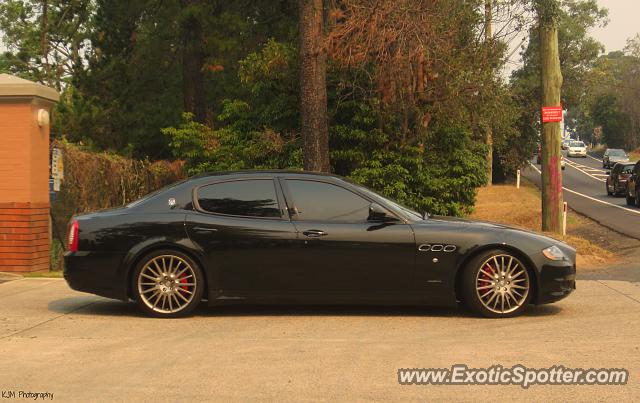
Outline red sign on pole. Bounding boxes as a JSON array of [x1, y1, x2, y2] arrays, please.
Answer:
[[541, 106, 563, 123]]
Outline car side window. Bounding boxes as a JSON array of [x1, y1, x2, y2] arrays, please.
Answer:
[[197, 179, 281, 218], [286, 179, 371, 222]]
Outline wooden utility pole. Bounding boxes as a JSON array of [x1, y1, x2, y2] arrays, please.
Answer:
[[537, 0, 564, 233], [484, 0, 493, 185], [299, 0, 330, 172]]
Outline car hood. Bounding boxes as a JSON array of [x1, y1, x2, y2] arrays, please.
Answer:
[[417, 215, 568, 247]]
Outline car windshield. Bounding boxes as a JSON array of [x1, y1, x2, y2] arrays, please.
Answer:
[[348, 181, 424, 220], [571, 141, 585, 147], [608, 149, 626, 157]]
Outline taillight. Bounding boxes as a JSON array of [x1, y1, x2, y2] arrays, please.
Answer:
[[67, 220, 79, 252]]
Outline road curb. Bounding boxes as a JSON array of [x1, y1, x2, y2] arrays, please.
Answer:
[[0, 272, 23, 284]]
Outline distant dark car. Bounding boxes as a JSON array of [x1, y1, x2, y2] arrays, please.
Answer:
[[626, 162, 640, 206], [64, 171, 576, 319], [603, 148, 629, 168], [606, 162, 635, 196]]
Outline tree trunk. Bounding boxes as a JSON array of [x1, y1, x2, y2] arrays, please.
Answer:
[[484, 0, 493, 186], [299, 0, 330, 172], [40, 0, 50, 86], [538, 1, 564, 233], [180, 0, 207, 124]]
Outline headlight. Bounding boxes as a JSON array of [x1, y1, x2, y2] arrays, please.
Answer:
[[542, 245, 567, 261]]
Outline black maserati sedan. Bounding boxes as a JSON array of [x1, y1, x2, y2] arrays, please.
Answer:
[[64, 171, 576, 318]]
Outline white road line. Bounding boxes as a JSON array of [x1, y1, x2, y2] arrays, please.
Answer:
[[566, 162, 606, 182], [528, 163, 640, 216], [587, 154, 603, 163]]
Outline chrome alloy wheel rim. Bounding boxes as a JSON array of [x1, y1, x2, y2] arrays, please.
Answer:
[[475, 254, 529, 314], [138, 255, 196, 314]]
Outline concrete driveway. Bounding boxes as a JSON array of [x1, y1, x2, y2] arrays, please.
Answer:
[[1, 278, 639, 402]]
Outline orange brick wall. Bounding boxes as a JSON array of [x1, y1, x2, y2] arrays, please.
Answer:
[[0, 98, 53, 272], [0, 100, 51, 204], [0, 202, 50, 272]]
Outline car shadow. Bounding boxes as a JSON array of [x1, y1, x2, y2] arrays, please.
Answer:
[[48, 297, 563, 319]]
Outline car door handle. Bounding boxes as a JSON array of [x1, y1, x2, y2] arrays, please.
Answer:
[[303, 229, 327, 238], [192, 226, 219, 233]]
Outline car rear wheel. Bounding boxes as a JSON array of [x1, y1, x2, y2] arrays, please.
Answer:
[[461, 250, 532, 318], [132, 250, 204, 318], [606, 179, 613, 196], [626, 185, 635, 206]]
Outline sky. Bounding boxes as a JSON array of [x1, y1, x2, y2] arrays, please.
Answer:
[[589, 0, 639, 53]]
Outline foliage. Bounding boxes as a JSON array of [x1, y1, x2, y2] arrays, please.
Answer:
[[511, 0, 608, 134], [349, 126, 488, 216], [50, 139, 184, 238], [590, 93, 630, 148], [5, 0, 612, 218]]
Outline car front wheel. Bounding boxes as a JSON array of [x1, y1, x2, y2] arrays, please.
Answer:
[[132, 250, 204, 318], [461, 250, 532, 318]]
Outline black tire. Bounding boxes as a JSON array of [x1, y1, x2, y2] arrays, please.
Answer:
[[606, 180, 613, 196], [461, 249, 532, 318], [636, 191, 640, 208], [626, 185, 635, 206], [131, 249, 204, 318]]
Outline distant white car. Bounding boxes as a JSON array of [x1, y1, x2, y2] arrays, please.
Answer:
[[567, 141, 587, 158]]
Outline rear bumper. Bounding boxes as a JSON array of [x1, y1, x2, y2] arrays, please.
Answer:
[[614, 180, 628, 193], [535, 263, 576, 304], [64, 251, 128, 300]]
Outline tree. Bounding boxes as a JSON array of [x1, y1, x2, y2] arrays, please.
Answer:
[[484, 0, 493, 185], [180, 0, 207, 124], [537, 0, 563, 234], [591, 93, 630, 148], [0, 0, 94, 89], [299, 0, 330, 172]]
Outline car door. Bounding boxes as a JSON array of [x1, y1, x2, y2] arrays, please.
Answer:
[[280, 177, 416, 297], [185, 177, 299, 296]]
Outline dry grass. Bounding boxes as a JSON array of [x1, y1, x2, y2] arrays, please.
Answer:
[[470, 181, 616, 268]]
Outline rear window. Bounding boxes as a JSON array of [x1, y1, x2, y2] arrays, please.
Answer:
[[622, 165, 634, 174], [196, 179, 281, 218], [608, 149, 626, 156]]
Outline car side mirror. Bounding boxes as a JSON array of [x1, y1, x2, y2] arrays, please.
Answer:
[[368, 203, 397, 222]]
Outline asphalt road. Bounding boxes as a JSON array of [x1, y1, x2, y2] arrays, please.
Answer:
[[1, 278, 639, 401], [523, 152, 640, 240]]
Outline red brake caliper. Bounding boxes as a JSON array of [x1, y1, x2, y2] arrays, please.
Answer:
[[479, 264, 494, 297], [179, 275, 189, 293]]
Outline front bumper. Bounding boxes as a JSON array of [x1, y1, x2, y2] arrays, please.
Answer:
[[64, 251, 128, 300], [536, 263, 576, 304]]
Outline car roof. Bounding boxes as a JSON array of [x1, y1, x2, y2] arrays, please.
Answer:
[[191, 170, 345, 181]]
